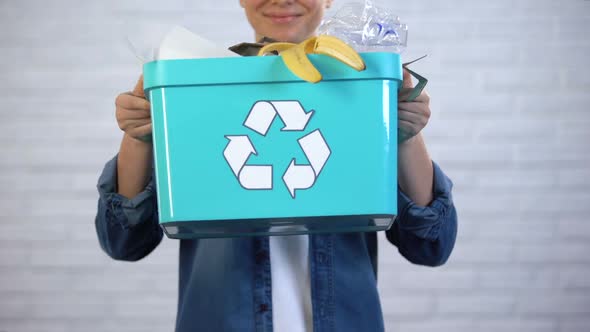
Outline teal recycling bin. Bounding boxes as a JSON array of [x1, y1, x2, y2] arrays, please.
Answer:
[[143, 52, 403, 239]]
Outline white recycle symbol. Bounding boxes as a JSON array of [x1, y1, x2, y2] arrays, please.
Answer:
[[223, 100, 331, 198]]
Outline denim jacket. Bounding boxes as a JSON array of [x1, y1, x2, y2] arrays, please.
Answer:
[[95, 155, 457, 332]]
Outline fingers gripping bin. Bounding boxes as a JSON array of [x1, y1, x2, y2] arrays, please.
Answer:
[[143, 52, 403, 239]]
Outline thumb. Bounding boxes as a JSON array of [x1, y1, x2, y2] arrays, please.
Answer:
[[402, 68, 414, 89], [131, 75, 145, 98]]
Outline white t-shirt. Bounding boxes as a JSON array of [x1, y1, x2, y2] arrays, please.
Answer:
[[269, 234, 313, 332]]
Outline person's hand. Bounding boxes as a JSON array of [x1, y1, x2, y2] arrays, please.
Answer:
[[115, 75, 152, 142], [398, 69, 431, 143]]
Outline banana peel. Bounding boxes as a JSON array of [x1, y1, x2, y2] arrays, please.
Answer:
[[281, 42, 323, 83], [258, 42, 296, 55], [258, 35, 366, 83]]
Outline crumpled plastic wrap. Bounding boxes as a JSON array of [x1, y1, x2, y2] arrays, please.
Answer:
[[318, 0, 408, 53]]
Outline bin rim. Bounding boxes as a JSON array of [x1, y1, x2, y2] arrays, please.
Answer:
[[142, 52, 403, 92]]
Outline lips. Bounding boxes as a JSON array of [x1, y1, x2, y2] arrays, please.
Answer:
[[265, 13, 301, 24]]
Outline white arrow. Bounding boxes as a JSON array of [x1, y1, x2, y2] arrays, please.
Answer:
[[239, 165, 273, 189], [298, 129, 331, 176], [282, 159, 316, 198], [272, 101, 314, 131], [223, 135, 257, 176], [244, 101, 277, 136]]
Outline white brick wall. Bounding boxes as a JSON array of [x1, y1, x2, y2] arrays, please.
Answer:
[[0, 0, 588, 331]]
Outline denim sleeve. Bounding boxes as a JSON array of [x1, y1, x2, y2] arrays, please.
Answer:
[[94, 155, 163, 261], [386, 161, 458, 267]]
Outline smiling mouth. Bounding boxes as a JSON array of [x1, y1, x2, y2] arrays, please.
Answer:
[[265, 14, 301, 24]]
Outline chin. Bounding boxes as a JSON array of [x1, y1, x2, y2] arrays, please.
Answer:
[[260, 28, 307, 43], [272, 32, 308, 43]]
